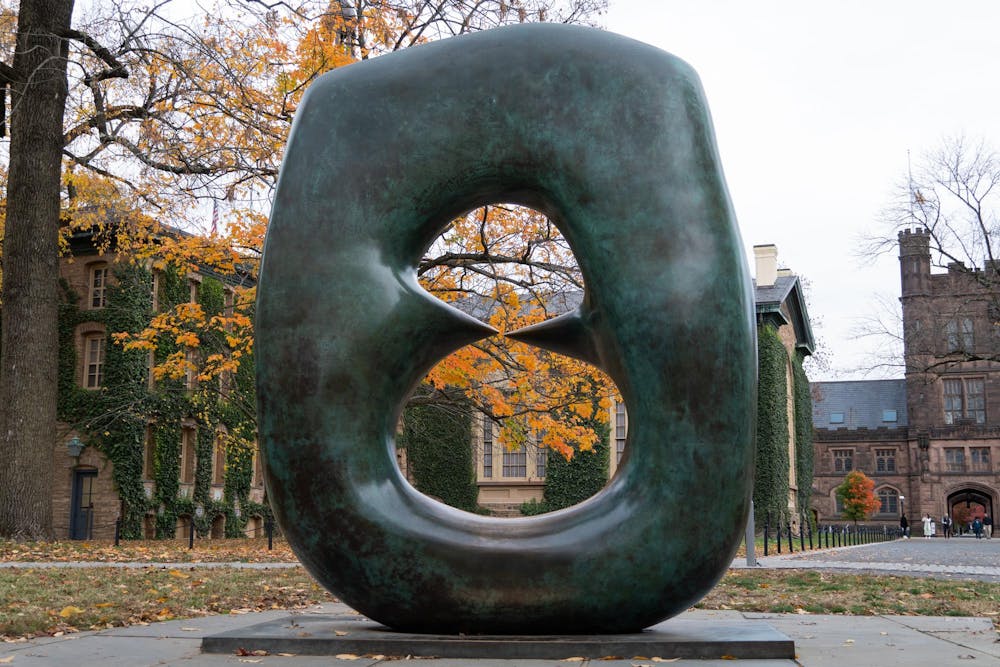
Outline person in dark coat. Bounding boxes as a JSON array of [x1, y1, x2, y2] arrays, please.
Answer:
[[900, 515, 909, 538], [984, 514, 993, 540], [972, 517, 984, 539]]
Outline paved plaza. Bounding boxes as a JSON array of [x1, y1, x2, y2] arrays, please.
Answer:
[[2, 538, 998, 666], [738, 534, 1000, 582]]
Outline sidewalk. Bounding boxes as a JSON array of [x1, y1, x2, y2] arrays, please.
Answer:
[[2, 601, 998, 666]]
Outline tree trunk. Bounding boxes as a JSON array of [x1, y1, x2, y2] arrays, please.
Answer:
[[0, 0, 76, 539]]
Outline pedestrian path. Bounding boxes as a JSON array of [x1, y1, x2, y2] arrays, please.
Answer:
[[734, 537, 1000, 581]]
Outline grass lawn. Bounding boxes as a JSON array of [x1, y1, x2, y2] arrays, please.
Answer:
[[0, 538, 298, 564], [2, 563, 998, 642]]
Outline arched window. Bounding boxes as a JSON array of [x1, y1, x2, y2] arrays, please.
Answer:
[[877, 487, 899, 515]]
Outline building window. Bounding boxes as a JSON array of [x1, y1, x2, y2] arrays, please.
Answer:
[[502, 446, 526, 478], [946, 317, 974, 352], [834, 494, 845, 514], [833, 449, 853, 473], [614, 400, 627, 465], [151, 270, 160, 313], [830, 412, 845, 424], [943, 377, 986, 424], [482, 418, 493, 478], [944, 447, 965, 473], [89, 263, 109, 309], [83, 335, 105, 389], [882, 410, 897, 423], [971, 447, 991, 472], [212, 434, 226, 485], [180, 428, 196, 484], [877, 488, 899, 515], [143, 425, 155, 480], [875, 449, 896, 473], [535, 448, 547, 478]]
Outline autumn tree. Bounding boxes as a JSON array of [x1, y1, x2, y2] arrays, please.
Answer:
[[834, 470, 880, 524], [0, 0, 609, 537]]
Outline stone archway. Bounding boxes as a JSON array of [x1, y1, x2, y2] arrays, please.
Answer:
[[946, 486, 995, 535]]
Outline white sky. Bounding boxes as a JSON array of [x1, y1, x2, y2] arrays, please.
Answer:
[[605, 0, 1000, 380]]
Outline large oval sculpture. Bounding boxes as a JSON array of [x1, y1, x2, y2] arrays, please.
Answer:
[[257, 23, 756, 635]]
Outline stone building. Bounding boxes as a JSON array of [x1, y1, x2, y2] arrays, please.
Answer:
[[813, 228, 998, 531], [50, 229, 264, 540]]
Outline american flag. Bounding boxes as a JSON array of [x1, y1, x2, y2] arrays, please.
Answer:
[[211, 200, 219, 236]]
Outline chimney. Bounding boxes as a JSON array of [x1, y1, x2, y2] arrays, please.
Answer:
[[754, 244, 778, 287]]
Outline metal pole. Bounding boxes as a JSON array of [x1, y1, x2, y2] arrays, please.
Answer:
[[745, 499, 757, 566], [189, 517, 195, 549]]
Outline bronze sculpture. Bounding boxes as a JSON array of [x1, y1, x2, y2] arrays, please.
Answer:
[[256, 23, 756, 634]]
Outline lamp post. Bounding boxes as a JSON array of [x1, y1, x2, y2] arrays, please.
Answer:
[[67, 436, 84, 459], [899, 495, 906, 537]]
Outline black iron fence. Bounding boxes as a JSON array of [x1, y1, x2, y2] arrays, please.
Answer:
[[761, 511, 905, 557]]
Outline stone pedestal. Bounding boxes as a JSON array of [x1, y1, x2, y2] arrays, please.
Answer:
[[202, 613, 795, 660]]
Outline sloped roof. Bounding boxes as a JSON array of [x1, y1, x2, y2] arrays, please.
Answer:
[[754, 274, 816, 355], [812, 379, 908, 430]]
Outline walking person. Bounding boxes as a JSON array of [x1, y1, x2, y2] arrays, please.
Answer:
[[984, 514, 993, 540], [922, 514, 933, 538], [942, 513, 952, 539], [972, 516, 984, 539], [900, 514, 909, 539]]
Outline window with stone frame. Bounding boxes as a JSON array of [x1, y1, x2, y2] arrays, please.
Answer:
[[971, 447, 991, 472], [614, 400, 627, 464], [943, 377, 985, 424], [834, 494, 845, 514], [83, 334, 105, 389], [142, 424, 155, 479], [212, 433, 226, 485], [502, 445, 527, 478], [89, 263, 109, 309], [535, 447, 547, 478], [944, 447, 965, 473], [832, 448, 853, 473], [945, 317, 974, 352], [877, 487, 899, 515], [482, 418, 493, 478], [875, 448, 896, 473], [180, 427, 196, 484]]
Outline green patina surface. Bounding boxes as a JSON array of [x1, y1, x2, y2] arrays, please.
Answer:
[[257, 23, 756, 634]]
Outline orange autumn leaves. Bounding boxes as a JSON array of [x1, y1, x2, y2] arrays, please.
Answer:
[[835, 471, 881, 522], [419, 204, 614, 459]]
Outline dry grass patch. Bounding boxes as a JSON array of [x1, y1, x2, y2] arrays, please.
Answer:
[[0, 538, 298, 563], [699, 570, 1000, 626], [0, 566, 332, 641]]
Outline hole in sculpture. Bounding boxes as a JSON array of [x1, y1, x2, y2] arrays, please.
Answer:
[[398, 203, 626, 517]]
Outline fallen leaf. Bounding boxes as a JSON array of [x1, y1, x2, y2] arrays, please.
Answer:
[[168, 569, 189, 579], [59, 606, 84, 618], [563, 658, 585, 662], [94, 602, 114, 608], [919, 593, 934, 599], [652, 659, 680, 663], [334, 654, 360, 660], [180, 627, 201, 632], [0, 656, 14, 663], [334, 630, 349, 636]]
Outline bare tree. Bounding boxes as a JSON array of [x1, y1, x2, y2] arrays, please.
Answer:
[[859, 136, 1000, 378]]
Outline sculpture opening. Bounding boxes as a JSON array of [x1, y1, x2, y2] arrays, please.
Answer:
[[398, 202, 626, 516]]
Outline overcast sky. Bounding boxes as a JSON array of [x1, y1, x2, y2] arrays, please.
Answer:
[[604, 0, 1000, 380]]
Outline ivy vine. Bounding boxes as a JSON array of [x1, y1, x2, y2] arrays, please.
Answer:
[[754, 323, 790, 528]]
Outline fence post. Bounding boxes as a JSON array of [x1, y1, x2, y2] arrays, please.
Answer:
[[799, 515, 806, 552], [787, 519, 794, 553], [764, 512, 770, 557], [266, 517, 274, 551]]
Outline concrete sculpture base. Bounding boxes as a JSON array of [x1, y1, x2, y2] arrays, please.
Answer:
[[202, 613, 795, 660]]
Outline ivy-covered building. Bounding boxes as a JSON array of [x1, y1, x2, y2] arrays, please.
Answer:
[[52, 229, 264, 540], [751, 244, 816, 529]]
